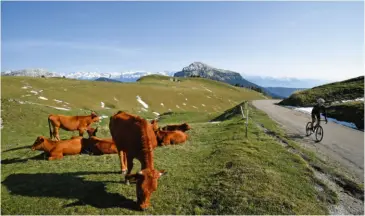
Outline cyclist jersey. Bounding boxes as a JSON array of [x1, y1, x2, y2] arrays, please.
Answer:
[[312, 104, 327, 117]]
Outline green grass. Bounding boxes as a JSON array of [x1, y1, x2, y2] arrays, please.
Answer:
[[327, 101, 364, 129], [1, 76, 334, 214], [279, 76, 364, 107]]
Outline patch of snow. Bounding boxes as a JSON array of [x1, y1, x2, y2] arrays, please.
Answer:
[[160, 103, 164, 107], [39, 90, 43, 93], [332, 97, 365, 104], [178, 93, 183, 95], [30, 90, 38, 95], [326, 116, 358, 129], [210, 121, 221, 124], [114, 97, 119, 101], [201, 104, 206, 107], [168, 109, 172, 111], [54, 99, 63, 103], [207, 96, 211, 99], [203, 87, 213, 93], [136, 95, 149, 109], [38, 96, 48, 100], [185, 98, 188, 101], [294, 107, 313, 114], [21, 86, 31, 89], [192, 106, 198, 109], [183, 103, 187, 106], [141, 108, 148, 112], [21, 94, 31, 97], [100, 115, 108, 119], [101, 102, 105, 108], [49, 106, 71, 111], [153, 112, 160, 116], [64, 102, 70, 105], [176, 105, 180, 109]]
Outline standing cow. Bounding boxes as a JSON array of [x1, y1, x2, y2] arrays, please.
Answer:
[[48, 111, 100, 141], [109, 111, 166, 210]]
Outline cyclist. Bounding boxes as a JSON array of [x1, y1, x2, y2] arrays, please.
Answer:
[[311, 98, 328, 131]]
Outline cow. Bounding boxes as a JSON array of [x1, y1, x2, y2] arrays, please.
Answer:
[[109, 111, 166, 210], [85, 127, 128, 173], [161, 122, 191, 132], [48, 111, 100, 141], [150, 120, 189, 146], [31, 136, 85, 160], [155, 129, 188, 146]]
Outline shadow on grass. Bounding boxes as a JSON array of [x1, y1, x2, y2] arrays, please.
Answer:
[[2, 145, 33, 153], [1, 152, 48, 164], [1, 171, 139, 211]]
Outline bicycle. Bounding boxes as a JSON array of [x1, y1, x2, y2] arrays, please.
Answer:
[[305, 120, 326, 142]]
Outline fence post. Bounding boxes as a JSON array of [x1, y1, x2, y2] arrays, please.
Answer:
[[245, 102, 248, 138]]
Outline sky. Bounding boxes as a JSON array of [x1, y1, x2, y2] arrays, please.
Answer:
[[1, 1, 364, 81]]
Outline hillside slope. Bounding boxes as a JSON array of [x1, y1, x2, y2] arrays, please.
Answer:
[[279, 76, 364, 107], [1, 75, 265, 119]]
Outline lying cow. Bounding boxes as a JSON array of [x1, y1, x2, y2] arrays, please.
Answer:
[[48, 111, 100, 141], [109, 111, 166, 210], [85, 127, 127, 173], [31, 136, 84, 160], [161, 122, 191, 132], [155, 129, 188, 146], [150, 120, 188, 146]]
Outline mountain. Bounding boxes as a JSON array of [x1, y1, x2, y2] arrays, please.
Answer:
[[1, 69, 175, 82], [174, 62, 258, 87], [173, 62, 283, 98], [1, 69, 60, 77], [244, 75, 331, 88], [266, 87, 307, 98], [94, 77, 122, 83]]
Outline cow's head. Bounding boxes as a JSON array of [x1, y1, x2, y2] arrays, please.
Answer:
[[87, 127, 98, 137], [150, 120, 159, 132], [182, 123, 191, 131], [126, 169, 167, 210], [90, 111, 100, 122], [31, 136, 47, 151]]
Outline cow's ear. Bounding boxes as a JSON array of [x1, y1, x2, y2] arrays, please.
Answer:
[[159, 169, 167, 177], [94, 127, 98, 133], [38, 136, 44, 142]]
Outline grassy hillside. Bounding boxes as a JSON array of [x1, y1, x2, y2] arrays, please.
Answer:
[[327, 101, 364, 129], [1, 75, 264, 117], [1, 76, 336, 214], [279, 76, 364, 107]]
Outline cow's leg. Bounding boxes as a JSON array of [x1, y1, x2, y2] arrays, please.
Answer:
[[125, 155, 134, 185], [48, 153, 63, 160], [119, 150, 127, 174], [53, 127, 61, 141], [78, 128, 85, 137]]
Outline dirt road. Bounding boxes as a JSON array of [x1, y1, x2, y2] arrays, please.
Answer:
[[252, 100, 364, 183]]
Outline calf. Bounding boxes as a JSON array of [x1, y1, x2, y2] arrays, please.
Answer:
[[48, 111, 100, 141], [31, 136, 84, 160], [161, 122, 191, 132], [109, 111, 166, 210]]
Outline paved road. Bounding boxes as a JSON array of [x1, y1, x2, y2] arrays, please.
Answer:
[[252, 100, 364, 182]]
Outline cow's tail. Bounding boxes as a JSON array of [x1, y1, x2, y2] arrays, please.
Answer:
[[48, 115, 53, 139]]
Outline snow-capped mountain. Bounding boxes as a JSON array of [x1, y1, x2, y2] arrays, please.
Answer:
[[1, 69, 176, 82], [243, 75, 331, 88], [1, 68, 59, 77]]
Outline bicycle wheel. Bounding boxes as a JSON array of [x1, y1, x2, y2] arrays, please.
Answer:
[[315, 125, 324, 142], [306, 122, 313, 136]]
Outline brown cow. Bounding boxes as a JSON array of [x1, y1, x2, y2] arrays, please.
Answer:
[[85, 127, 128, 173], [48, 111, 100, 141], [155, 129, 188, 146], [31, 136, 84, 160], [109, 111, 166, 210], [161, 122, 191, 132]]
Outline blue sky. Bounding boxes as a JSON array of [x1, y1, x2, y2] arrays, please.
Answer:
[[1, 1, 363, 80]]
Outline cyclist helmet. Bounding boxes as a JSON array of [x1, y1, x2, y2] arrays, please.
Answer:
[[317, 98, 325, 105]]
